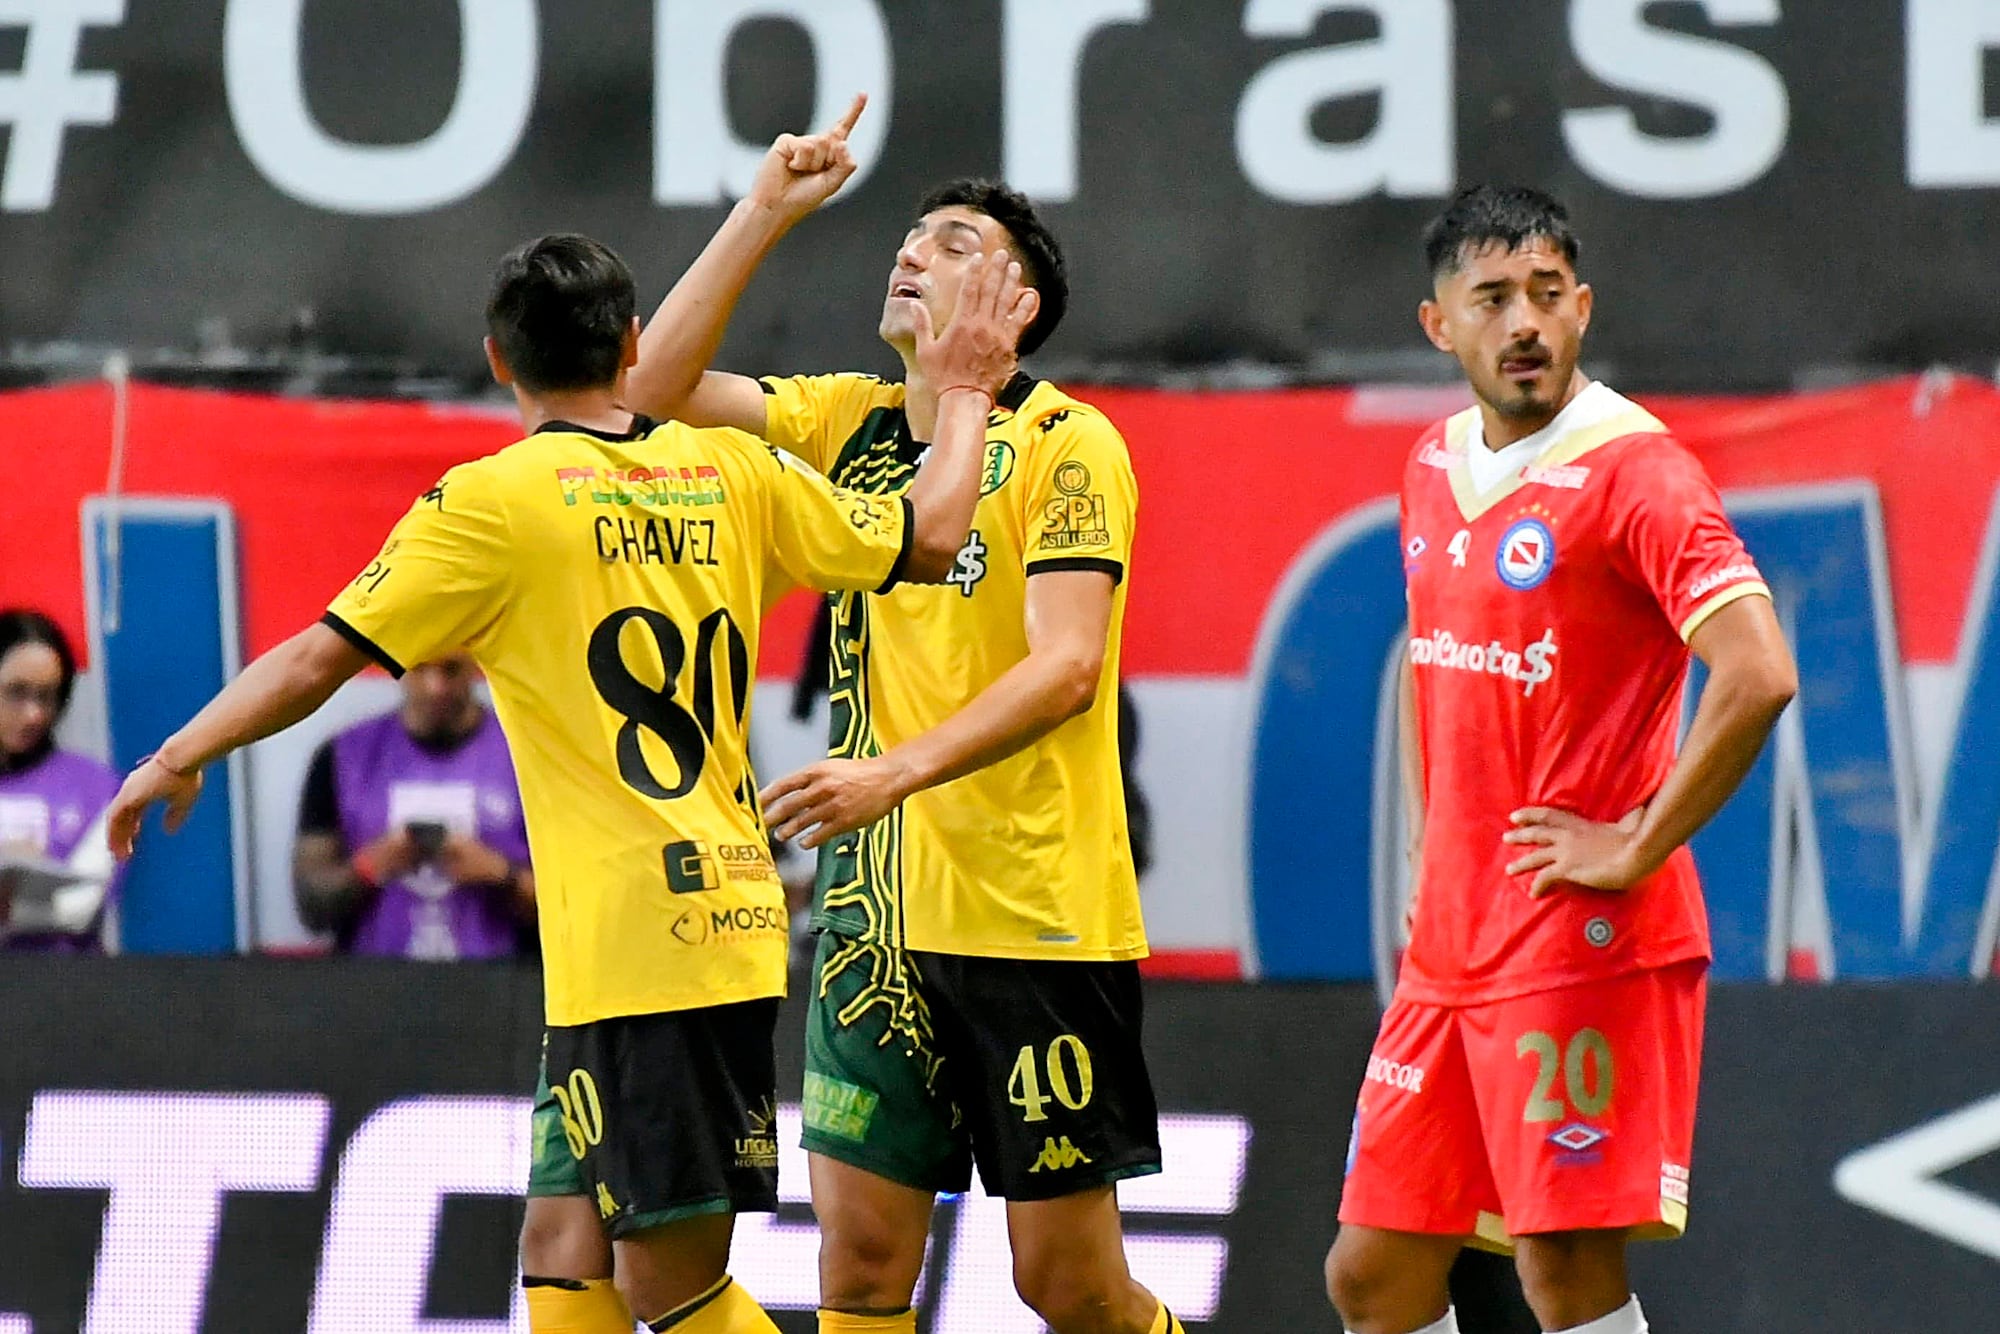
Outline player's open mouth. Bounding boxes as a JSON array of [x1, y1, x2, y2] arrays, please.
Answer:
[[889, 280, 923, 300]]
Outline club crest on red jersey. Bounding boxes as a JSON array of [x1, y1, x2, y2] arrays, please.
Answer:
[[1496, 517, 1556, 590]]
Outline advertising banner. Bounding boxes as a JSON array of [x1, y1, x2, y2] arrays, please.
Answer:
[[6, 374, 2000, 976], [2, 3, 1999, 387], [1, 959, 1996, 1332]]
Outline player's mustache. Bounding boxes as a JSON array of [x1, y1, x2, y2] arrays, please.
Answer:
[[1499, 342, 1551, 368]]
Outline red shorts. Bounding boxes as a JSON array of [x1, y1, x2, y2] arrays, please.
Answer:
[[1337, 961, 1705, 1247]]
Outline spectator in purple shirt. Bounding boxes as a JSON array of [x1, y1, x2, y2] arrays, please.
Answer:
[[292, 652, 534, 959], [0, 609, 122, 952]]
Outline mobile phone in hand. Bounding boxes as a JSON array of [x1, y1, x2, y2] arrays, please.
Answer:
[[406, 821, 447, 860]]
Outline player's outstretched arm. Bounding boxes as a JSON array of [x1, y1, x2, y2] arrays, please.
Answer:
[[626, 95, 866, 433], [105, 623, 370, 858], [763, 568, 1113, 849], [1503, 594, 1796, 896]]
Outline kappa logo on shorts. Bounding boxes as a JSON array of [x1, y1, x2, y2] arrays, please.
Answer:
[[1029, 1135, 1095, 1174], [594, 1181, 620, 1220]]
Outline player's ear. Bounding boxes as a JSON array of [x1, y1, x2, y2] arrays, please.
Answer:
[[1013, 288, 1041, 347], [1418, 299, 1453, 354], [620, 317, 641, 371], [1574, 282, 1594, 337], [483, 336, 514, 389]]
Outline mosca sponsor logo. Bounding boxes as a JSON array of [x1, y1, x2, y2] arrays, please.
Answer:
[[1688, 562, 1761, 601], [1408, 627, 1558, 697], [710, 905, 786, 935], [669, 904, 788, 945]]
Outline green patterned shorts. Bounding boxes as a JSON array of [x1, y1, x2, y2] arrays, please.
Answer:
[[801, 932, 1161, 1201], [526, 1049, 586, 1198]]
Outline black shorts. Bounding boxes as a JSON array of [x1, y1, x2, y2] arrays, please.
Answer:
[[802, 934, 1162, 1201], [541, 999, 780, 1238]]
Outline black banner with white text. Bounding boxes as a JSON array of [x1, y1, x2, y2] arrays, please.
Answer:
[[3, 2, 2000, 388], [0, 958, 1996, 1331]]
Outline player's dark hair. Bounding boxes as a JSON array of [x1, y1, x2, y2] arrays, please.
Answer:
[[916, 178, 1068, 356], [1422, 185, 1580, 279], [486, 234, 637, 393], [0, 608, 77, 714]]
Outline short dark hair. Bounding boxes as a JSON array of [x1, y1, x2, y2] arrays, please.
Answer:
[[916, 179, 1068, 356], [485, 234, 637, 393], [0, 608, 78, 714], [1422, 185, 1580, 280]]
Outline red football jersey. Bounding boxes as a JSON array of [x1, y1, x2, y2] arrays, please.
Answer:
[[1398, 383, 1768, 1006]]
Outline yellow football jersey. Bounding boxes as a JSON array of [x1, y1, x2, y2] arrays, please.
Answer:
[[759, 372, 1146, 962], [324, 416, 912, 1025]]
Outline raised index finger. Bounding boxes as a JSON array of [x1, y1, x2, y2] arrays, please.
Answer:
[[828, 93, 867, 141]]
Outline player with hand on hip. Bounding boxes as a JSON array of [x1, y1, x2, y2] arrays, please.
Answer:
[[1327, 186, 1798, 1334]]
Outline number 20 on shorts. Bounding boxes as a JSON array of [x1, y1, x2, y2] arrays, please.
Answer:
[[1008, 1035, 1095, 1124], [549, 1069, 606, 1159], [1515, 1027, 1614, 1123]]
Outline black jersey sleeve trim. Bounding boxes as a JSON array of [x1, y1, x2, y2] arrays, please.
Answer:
[[878, 497, 918, 593], [1025, 556, 1125, 586], [319, 612, 405, 678]]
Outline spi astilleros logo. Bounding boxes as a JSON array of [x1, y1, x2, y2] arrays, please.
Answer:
[[1497, 517, 1556, 590]]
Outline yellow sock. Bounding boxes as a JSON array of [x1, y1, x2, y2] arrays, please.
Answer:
[[1147, 1301, 1186, 1334], [647, 1275, 782, 1333], [816, 1309, 917, 1332], [523, 1276, 632, 1333]]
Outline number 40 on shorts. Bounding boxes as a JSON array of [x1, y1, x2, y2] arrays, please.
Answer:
[[1008, 1034, 1096, 1123]]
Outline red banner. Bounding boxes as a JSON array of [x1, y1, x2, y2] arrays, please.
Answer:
[[7, 376, 1997, 672]]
